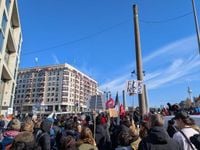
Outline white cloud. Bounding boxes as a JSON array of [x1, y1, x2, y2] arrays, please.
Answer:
[[100, 35, 200, 94]]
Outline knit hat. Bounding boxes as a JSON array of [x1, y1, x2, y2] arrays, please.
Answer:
[[9, 119, 21, 131], [173, 111, 189, 120]]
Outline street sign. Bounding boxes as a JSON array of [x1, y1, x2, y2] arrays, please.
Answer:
[[127, 80, 143, 95]]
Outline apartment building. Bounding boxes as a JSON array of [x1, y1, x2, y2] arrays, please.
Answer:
[[14, 64, 98, 115], [89, 90, 105, 111], [0, 0, 22, 115]]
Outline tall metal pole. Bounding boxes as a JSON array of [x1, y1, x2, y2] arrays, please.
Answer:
[[133, 5, 146, 116], [191, 0, 200, 54], [122, 90, 126, 110]]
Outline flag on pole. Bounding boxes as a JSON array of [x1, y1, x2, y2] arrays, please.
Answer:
[[114, 92, 120, 111], [106, 98, 115, 109]]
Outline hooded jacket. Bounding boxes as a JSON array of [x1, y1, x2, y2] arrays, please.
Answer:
[[36, 119, 52, 150], [138, 126, 181, 150]]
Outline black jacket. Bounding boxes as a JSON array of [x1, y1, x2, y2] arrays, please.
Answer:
[[138, 126, 181, 150], [95, 124, 111, 150]]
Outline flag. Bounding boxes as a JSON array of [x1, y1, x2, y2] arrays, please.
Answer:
[[119, 104, 125, 117], [114, 92, 120, 111], [106, 98, 115, 109], [115, 92, 119, 106]]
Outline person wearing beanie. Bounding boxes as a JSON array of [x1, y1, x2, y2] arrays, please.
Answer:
[[138, 114, 181, 150], [0, 119, 21, 150], [173, 111, 199, 150]]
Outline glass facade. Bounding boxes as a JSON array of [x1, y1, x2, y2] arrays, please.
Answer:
[[1, 11, 7, 33], [0, 31, 4, 52]]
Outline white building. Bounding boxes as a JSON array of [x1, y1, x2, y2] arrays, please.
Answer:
[[0, 0, 22, 115], [14, 64, 98, 115]]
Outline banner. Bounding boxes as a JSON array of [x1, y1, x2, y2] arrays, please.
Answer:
[[127, 80, 143, 95], [108, 108, 118, 118]]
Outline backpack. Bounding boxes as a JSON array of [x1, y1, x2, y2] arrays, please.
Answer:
[[190, 134, 200, 150]]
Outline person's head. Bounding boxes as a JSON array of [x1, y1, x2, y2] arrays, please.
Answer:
[[173, 111, 195, 129], [21, 119, 34, 132], [8, 119, 21, 131], [96, 115, 101, 125], [149, 114, 164, 128], [40, 119, 53, 133], [122, 115, 132, 128], [60, 135, 76, 150], [117, 131, 133, 146], [79, 127, 95, 145]]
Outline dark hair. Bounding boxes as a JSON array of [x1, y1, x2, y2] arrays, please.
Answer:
[[182, 117, 195, 126], [150, 114, 164, 127], [60, 136, 76, 150], [117, 131, 133, 146]]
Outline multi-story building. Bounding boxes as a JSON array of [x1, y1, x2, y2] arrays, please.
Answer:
[[14, 64, 98, 115], [89, 90, 105, 111], [0, 0, 22, 115]]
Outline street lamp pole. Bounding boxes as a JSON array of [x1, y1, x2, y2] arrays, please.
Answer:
[[133, 5, 146, 116]]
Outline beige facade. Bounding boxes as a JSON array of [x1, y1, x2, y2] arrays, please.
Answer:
[[14, 64, 98, 115], [0, 0, 22, 115]]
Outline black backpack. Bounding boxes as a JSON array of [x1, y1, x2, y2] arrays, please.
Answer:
[[190, 134, 200, 150]]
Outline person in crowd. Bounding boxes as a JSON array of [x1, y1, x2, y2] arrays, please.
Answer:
[[10, 119, 39, 150], [0, 118, 21, 150], [129, 123, 141, 150], [35, 119, 52, 150], [60, 135, 76, 150], [139, 121, 149, 139], [173, 111, 199, 150], [167, 119, 177, 138], [138, 114, 181, 150], [76, 127, 97, 150], [95, 115, 111, 150], [115, 131, 133, 150], [62, 119, 80, 140]]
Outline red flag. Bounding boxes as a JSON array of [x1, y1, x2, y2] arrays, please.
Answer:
[[106, 98, 115, 109], [119, 104, 125, 117]]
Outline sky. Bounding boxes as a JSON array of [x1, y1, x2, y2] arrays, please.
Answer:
[[18, 0, 200, 108]]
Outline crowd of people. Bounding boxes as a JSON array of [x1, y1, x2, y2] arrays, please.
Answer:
[[0, 110, 199, 150]]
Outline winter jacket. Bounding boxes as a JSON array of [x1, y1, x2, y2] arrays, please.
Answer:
[[36, 119, 52, 150], [95, 124, 111, 150], [10, 131, 39, 150], [138, 126, 181, 150], [0, 130, 20, 150]]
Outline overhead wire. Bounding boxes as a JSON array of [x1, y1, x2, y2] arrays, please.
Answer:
[[21, 11, 192, 56], [21, 19, 130, 56], [140, 11, 192, 24]]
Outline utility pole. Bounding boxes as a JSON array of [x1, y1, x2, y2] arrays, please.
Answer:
[[122, 90, 126, 110], [133, 5, 146, 116], [191, 0, 200, 54]]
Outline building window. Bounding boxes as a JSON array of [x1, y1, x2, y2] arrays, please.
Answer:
[[1, 11, 7, 33]]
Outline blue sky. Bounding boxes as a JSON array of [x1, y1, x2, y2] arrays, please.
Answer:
[[18, 0, 200, 107]]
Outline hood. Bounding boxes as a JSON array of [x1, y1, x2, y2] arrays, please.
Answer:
[[148, 126, 169, 144], [14, 131, 34, 143], [41, 119, 52, 133]]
